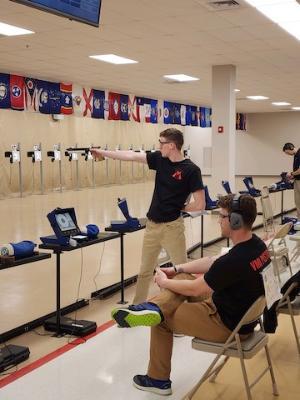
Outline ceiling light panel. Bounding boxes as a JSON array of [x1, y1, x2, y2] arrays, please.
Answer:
[[163, 74, 199, 82], [89, 54, 138, 64], [0, 22, 34, 36]]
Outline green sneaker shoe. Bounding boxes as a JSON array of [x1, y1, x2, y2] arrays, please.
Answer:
[[111, 302, 163, 328]]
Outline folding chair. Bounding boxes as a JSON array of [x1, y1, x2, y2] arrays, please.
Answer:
[[184, 297, 278, 400], [260, 186, 275, 235], [267, 223, 293, 284], [277, 282, 300, 354], [289, 234, 300, 264]]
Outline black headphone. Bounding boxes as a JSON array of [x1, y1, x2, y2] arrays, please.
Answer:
[[229, 194, 244, 230]]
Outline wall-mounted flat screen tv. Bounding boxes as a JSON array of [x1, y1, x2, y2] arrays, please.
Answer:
[[12, 0, 102, 27]]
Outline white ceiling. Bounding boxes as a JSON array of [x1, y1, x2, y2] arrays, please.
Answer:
[[1, 0, 300, 113]]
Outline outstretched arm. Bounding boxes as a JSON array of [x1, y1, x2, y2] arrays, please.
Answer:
[[90, 148, 147, 163]]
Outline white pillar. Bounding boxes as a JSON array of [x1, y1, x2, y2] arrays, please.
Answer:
[[211, 65, 236, 192]]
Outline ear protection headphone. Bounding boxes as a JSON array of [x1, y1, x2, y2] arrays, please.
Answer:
[[229, 194, 244, 230]]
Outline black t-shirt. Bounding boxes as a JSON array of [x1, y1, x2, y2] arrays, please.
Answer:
[[204, 234, 270, 334], [293, 149, 300, 180], [146, 151, 204, 222]]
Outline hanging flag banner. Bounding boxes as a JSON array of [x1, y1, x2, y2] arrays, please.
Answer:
[[0, 73, 11, 109], [108, 92, 121, 120], [60, 83, 73, 115], [173, 103, 181, 125], [163, 101, 175, 124], [91, 89, 105, 119], [24, 77, 37, 112], [83, 87, 93, 117], [36, 80, 51, 114], [49, 82, 61, 114], [128, 94, 140, 122], [205, 107, 211, 127], [190, 105, 198, 126], [10, 75, 25, 111], [120, 94, 129, 121], [72, 84, 84, 116]]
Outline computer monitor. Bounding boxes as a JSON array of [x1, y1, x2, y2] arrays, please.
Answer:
[[55, 212, 77, 232], [12, 0, 102, 27]]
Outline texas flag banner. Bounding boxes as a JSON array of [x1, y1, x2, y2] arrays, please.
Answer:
[[120, 94, 129, 121], [83, 87, 93, 117], [60, 83, 73, 115], [108, 92, 121, 120], [10, 75, 25, 111], [36, 80, 51, 114], [137, 97, 151, 122], [24, 77, 37, 112], [0, 73, 11, 109], [91, 89, 105, 119], [190, 106, 198, 126], [48, 82, 61, 114], [128, 94, 140, 122]]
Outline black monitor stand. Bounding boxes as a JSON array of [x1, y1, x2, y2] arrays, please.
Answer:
[[39, 233, 120, 337]]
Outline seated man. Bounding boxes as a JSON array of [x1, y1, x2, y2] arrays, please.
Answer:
[[111, 194, 270, 396]]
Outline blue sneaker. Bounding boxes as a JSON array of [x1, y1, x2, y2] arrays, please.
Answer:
[[133, 374, 172, 396], [111, 302, 163, 328]]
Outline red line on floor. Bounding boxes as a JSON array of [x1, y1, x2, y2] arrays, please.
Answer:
[[0, 319, 115, 388]]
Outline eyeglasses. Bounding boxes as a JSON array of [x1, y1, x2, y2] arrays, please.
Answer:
[[159, 139, 172, 145], [218, 213, 229, 219]]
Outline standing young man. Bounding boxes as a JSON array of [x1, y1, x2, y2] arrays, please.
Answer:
[[91, 128, 205, 304], [283, 142, 300, 219], [111, 194, 270, 396]]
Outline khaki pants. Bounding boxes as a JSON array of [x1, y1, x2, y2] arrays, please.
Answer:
[[147, 273, 232, 380], [294, 180, 300, 219], [133, 217, 187, 304]]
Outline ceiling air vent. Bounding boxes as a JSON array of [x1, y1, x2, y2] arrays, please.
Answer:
[[205, 0, 241, 11]]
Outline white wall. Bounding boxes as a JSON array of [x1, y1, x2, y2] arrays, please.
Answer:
[[183, 125, 212, 174], [236, 112, 299, 176]]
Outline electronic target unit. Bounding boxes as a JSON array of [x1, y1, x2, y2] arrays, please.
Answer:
[[40, 207, 87, 246]]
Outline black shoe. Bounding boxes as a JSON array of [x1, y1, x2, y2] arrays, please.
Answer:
[[133, 374, 172, 396]]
